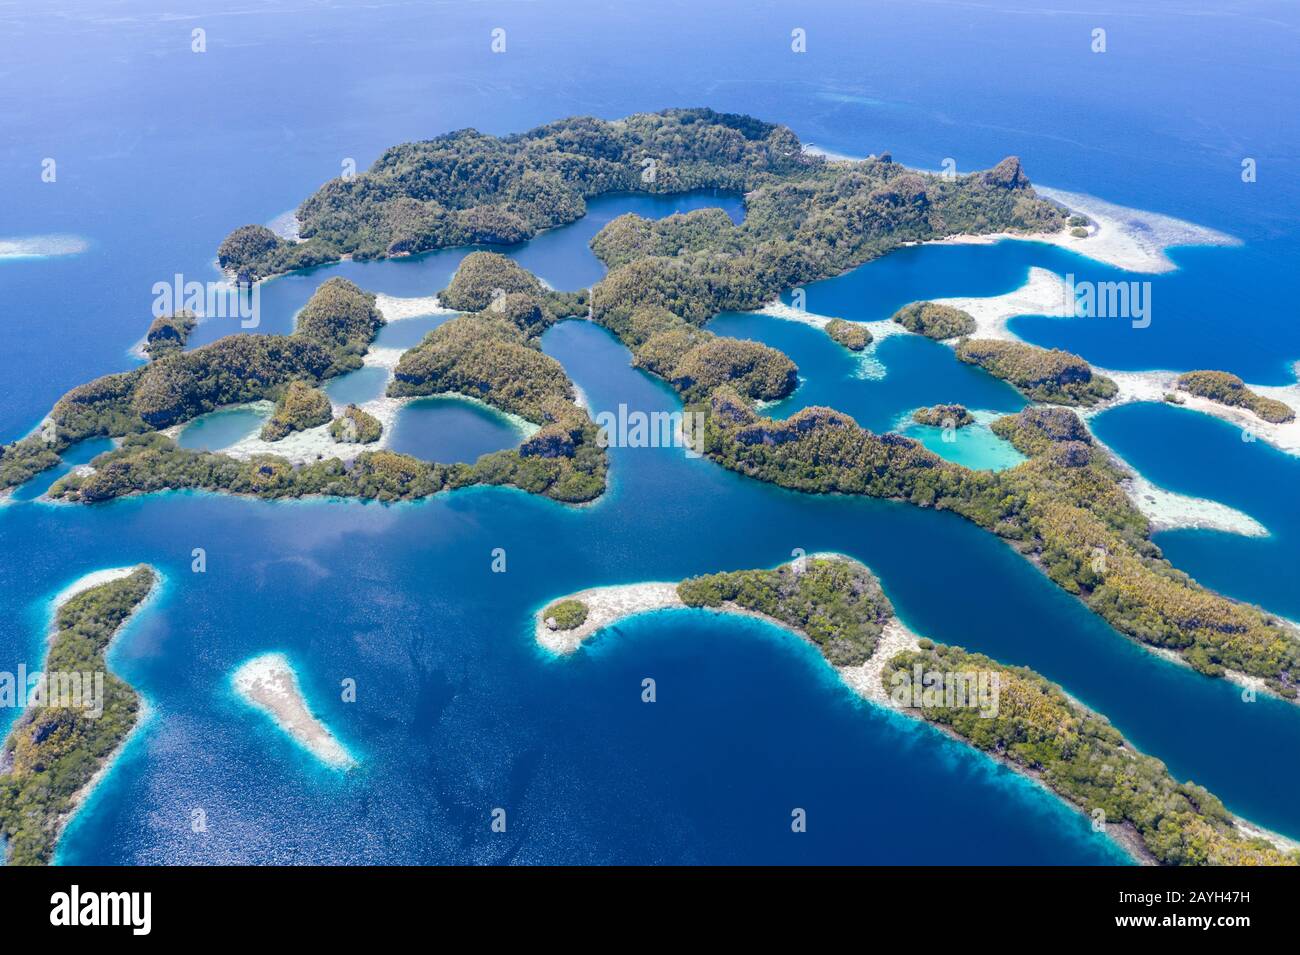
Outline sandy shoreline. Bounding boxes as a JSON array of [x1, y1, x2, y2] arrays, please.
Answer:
[[1089, 367, 1300, 457], [51, 565, 140, 612], [532, 559, 1300, 864], [919, 186, 1237, 274], [47, 566, 162, 853], [232, 652, 356, 770], [931, 267, 1071, 340], [804, 145, 1236, 274], [754, 270, 1267, 538], [165, 292, 537, 467], [752, 301, 906, 380], [531, 558, 1174, 863], [373, 293, 456, 323]]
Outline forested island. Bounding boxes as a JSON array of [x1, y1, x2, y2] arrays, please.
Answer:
[[6, 107, 1291, 700], [912, 404, 974, 428], [261, 381, 332, 441], [884, 641, 1295, 865], [1175, 370, 1295, 424], [956, 339, 1118, 406], [677, 557, 892, 666], [697, 389, 1299, 695], [2, 108, 1058, 501], [824, 318, 872, 351], [891, 301, 976, 340], [0, 566, 156, 865], [2, 266, 607, 505], [541, 555, 1295, 866], [141, 311, 197, 360], [217, 108, 1060, 286]]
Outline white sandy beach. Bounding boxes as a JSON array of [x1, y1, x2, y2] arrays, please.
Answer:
[[923, 187, 1237, 274], [931, 266, 1071, 340], [755, 270, 1268, 537], [51, 565, 139, 610], [752, 301, 906, 380], [232, 653, 356, 770], [189, 291, 531, 466], [533, 560, 925, 711], [533, 559, 1298, 862], [1120, 469, 1266, 537], [803, 145, 1238, 273], [1089, 367, 1300, 457], [372, 293, 456, 323]]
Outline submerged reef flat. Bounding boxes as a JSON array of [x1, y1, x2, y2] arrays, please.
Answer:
[[232, 653, 356, 770]]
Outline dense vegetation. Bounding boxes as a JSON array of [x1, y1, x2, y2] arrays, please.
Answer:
[[217, 224, 340, 286], [217, 109, 823, 281], [0, 278, 386, 493], [47, 428, 606, 506], [0, 566, 155, 865], [884, 642, 1297, 865], [542, 599, 589, 631], [142, 311, 197, 359], [1176, 370, 1295, 424], [0, 434, 61, 492], [588, 156, 1063, 333], [825, 318, 872, 351], [595, 303, 798, 404], [391, 314, 575, 421], [329, 404, 382, 444], [956, 339, 1117, 406], [891, 301, 976, 340], [912, 404, 974, 428], [699, 393, 1300, 693], [677, 556, 892, 666], [261, 381, 332, 441], [293, 277, 385, 370]]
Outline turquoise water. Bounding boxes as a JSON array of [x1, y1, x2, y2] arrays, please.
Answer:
[[900, 417, 1027, 472], [709, 312, 1026, 433], [177, 407, 269, 451], [2, 0, 1298, 864], [389, 397, 524, 464]]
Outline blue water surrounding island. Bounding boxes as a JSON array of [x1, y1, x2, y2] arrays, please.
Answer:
[[3, 0, 1299, 864]]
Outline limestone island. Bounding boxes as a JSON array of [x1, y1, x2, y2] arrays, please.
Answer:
[[2, 107, 1292, 702], [0, 565, 157, 865], [912, 404, 974, 428], [537, 554, 1298, 867], [1175, 370, 1296, 425], [824, 318, 873, 351], [140, 310, 197, 361], [891, 301, 977, 340], [955, 339, 1118, 407], [3, 267, 606, 506], [231, 653, 356, 770]]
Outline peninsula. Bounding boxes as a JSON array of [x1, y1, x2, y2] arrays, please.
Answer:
[[536, 555, 1297, 867]]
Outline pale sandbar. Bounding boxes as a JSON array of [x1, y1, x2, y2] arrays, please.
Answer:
[[232, 652, 356, 770]]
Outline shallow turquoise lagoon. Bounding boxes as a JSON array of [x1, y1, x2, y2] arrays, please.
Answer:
[[176, 407, 269, 451]]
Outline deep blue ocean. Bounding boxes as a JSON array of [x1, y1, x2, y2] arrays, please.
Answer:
[[2, 0, 1298, 864]]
